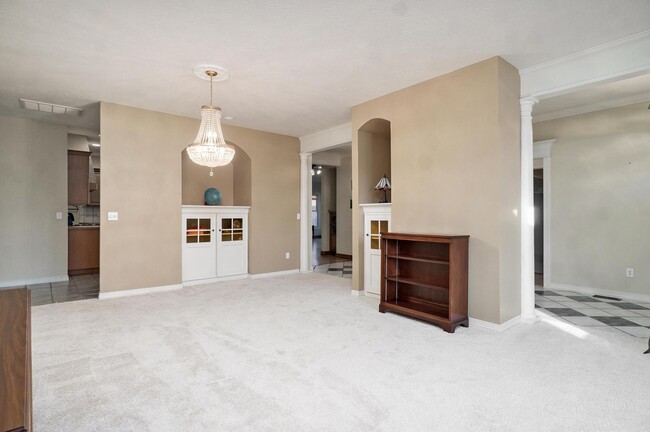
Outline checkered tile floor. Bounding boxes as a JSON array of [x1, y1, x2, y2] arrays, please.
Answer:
[[313, 261, 352, 279], [536, 289, 650, 338]]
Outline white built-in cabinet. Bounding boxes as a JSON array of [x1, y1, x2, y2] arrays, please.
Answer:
[[182, 206, 249, 283], [360, 203, 391, 297]]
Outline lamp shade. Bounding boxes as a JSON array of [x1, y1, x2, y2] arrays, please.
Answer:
[[374, 174, 391, 191]]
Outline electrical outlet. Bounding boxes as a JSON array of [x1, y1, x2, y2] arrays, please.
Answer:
[[285, 252, 290, 259], [108, 212, 119, 221], [296, 213, 301, 220], [56, 212, 63, 220], [626, 268, 634, 278]]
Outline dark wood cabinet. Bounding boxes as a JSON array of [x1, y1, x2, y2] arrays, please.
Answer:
[[379, 233, 469, 333], [0, 288, 32, 432], [328, 210, 336, 254], [68, 149, 91, 205], [68, 227, 100, 275]]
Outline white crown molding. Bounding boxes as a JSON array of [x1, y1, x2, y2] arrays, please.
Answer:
[[0, 275, 69, 288], [299, 122, 352, 153], [521, 30, 650, 99], [98, 283, 182, 300], [533, 91, 650, 123]]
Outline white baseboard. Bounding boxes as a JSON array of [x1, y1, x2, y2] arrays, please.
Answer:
[[250, 269, 300, 279], [469, 315, 521, 332], [99, 283, 182, 300], [364, 291, 380, 299], [350, 289, 364, 296], [0, 274, 69, 288], [183, 274, 249, 286], [548, 282, 650, 303]]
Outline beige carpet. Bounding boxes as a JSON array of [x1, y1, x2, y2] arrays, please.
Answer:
[[32, 273, 649, 431]]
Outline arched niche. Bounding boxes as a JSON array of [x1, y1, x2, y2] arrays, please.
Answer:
[[181, 141, 251, 206], [358, 118, 391, 204]]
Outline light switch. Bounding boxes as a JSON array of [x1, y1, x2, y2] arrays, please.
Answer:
[[56, 212, 63, 220], [297, 213, 301, 220], [108, 212, 119, 221]]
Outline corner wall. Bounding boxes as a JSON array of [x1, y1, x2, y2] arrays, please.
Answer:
[[351, 57, 521, 324], [534, 101, 650, 298], [100, 103, 300, 293], [0, 116, 68, 286]]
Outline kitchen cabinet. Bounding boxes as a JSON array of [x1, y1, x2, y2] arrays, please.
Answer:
[[89, 169, 100, 204], [68, 226, 100, 275], [68, 150, 91, 204], [182, 206, 249, 283]]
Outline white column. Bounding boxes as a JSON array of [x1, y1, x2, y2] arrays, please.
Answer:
[[520, 97, 538, 320], [299, 152, 312, 273]]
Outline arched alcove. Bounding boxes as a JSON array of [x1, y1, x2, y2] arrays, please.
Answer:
[[358, 118, 391, 204], [181, 141, 251, 206]]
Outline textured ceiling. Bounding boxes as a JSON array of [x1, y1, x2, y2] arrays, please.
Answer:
[[1, 0, 649, 137]]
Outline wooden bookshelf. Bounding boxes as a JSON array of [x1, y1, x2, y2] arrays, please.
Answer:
[[379, 233, 469, 333]]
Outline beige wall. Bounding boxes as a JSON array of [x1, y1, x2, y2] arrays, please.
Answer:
[[336, 157, 353, 256], [358, 128, 391, 204], [182, 151, 234, 205], [100, 103, 300, 293], [0, 116, 68, 286], [534, 101, 650, 297], [351, 57, 521, 324]]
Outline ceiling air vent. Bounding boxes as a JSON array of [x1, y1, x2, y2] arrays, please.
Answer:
[[19, 98, 82, 116]]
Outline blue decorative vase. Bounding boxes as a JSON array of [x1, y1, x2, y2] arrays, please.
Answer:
[[204, 188, 222, 205]]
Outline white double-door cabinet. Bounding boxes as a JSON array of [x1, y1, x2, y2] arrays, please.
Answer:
[[360, 203, 391, 297], [182, 206, 250, 282]]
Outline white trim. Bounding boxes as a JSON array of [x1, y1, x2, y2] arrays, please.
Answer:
[[181, 205, 250, 213], [351, 289, 364, 296], [520, 97, 537, 320], [533, 139, 554, 159], [548, 283, 650, 304], [469, 315, 521, 332], [183, 274, 249, 286], [299, 123, 352, 153], [98, 283, 182, 300], [250, 269, 300, 279], [533, 91, 650, 123], [299, 152, 312, 272], [521, 30, 650, 98], [364, 291, 379, 299], [0, 275, 69, 288]]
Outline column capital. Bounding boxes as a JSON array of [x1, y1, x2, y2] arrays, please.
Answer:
[[520, 97, 539, 117], [299, 152, 312, 161]]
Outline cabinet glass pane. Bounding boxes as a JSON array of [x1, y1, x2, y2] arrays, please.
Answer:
[[187, 219, 198, 230], [199, 218, 211, 230], [222, 218, 232, 229], [233, 231, 243, 241], [233, 218, 243, 229], [371, 236, 379, 250], [187, 235, 198, 243], [199, 234, 211, 243], [371, 220, 379, 234], [380, 220, 388, 234], [222, 232, 232, 242]]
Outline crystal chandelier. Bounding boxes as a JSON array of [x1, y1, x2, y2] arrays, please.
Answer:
[[186, 69, 235, 176]]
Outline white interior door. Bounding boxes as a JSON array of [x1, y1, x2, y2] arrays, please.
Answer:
[[182, 214, 216, 281], [364, 216, 390, 295]]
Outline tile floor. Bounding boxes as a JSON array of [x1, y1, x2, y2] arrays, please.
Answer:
[[14, 274, 100, 306], [313, 261, 353, 279], [535, 288, 650, 338]]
